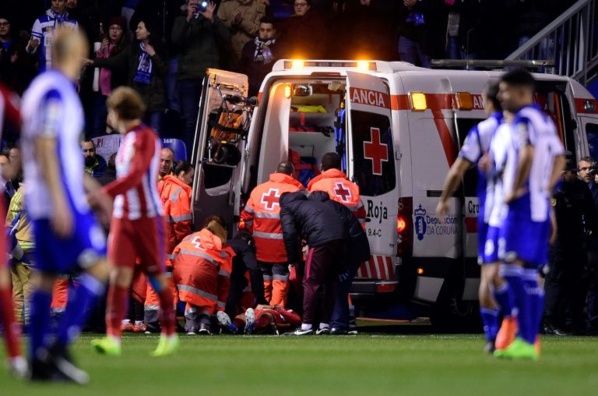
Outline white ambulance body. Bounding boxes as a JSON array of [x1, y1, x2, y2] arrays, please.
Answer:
[[191, 61, 598, 326]]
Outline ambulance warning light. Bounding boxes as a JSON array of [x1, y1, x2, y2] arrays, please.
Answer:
[[417, 268, 424, 275], [291, 60, 305, 69], [455, 92, 473, 110], [284, 84, 292, 98], [409, 92, 427, 111]]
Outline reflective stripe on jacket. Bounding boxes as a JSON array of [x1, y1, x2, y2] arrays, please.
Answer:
[[159, 175, 192, 262], [172, 228, 235, 312], [240, 173, 304, 263]]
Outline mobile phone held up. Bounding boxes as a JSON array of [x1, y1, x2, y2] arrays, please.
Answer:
[[193, 1, 209, 18]]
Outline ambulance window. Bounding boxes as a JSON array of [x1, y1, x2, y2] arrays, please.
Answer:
[[351, 110, 395, 196], [587, 123, 598, 161]]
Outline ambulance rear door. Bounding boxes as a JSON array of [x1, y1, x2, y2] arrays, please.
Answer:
[[345, 71, 398, 288], [191, 69, 248, 231]]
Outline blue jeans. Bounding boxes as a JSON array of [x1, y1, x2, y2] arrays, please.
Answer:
[[398, 36, 431, 68], [165, 58, 180, 113], [178, 78, 203, 152], [145, 111, 163, 135]]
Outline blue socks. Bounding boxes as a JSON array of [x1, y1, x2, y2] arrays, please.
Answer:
[[523, 269, 542, 343], [493, 282, 515, 318], [55, 274, 105, 350], [480, 308, 500, 342], [29, 289, 52, 361]]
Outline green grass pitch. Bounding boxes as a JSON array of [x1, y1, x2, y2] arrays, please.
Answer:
[[2, 334, 598, 396]]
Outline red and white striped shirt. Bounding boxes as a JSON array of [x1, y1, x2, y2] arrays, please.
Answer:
[[104, 123, 164, 220]]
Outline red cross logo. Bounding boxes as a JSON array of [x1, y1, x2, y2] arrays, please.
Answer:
[[334, 182, 351, 202], [260, 188, 281, 210], [363, 127, 388, 176]]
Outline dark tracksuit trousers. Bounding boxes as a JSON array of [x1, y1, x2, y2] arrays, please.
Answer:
[[302, 240, 343, 326]]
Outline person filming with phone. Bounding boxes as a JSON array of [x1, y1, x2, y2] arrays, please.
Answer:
[[171, 0, 231, 152]]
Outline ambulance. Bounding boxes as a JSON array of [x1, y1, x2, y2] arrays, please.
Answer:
[[190, 61, 598, 328]]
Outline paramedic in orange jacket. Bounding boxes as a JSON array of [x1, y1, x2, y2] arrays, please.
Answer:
[[240, 162, 304, 307], [145, 160, 194, 330], [307, 152, 366, 223], [172, 216, 235, 335]]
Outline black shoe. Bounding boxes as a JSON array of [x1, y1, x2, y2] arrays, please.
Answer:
[[330, 328, 349, 335], [198, 323, 212, 335], [48, 347, 90, 385], [484, 340, 496, 354], [29, 357, 53, 382], [544, 324, 571, 336]]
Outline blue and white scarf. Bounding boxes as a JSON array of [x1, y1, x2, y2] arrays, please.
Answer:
[[133, 42, 153, 85]]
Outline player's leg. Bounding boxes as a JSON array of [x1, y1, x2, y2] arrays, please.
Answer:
[[479, 265, 499, 352], [139, 217, 178, 356], [92, 219, 136, 356], [0, 262, 27, 378]]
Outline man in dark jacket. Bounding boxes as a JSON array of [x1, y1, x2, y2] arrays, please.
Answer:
[[225, 230, 267, 320], [309, 191, 369, 335], [239, 16, 277, 97], [171, 0, 231, 151], [280, 190, 345, 335], [544, 162, 598, 335]]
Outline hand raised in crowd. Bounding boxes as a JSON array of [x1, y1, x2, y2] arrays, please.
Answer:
[[100, 38, 110, 50], [186, 1, 198, 22], [145, 43, 156, 56], [27, 38, 40, 51], [404, 0, 417, 9], [200, 2, 217, 23], [232, 9, 243, 25]]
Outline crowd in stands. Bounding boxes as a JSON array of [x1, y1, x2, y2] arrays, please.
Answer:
[[0, 0, 578, 150]]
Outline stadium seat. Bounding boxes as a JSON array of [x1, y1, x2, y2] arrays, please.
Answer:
[[161, 138, 188, 161]]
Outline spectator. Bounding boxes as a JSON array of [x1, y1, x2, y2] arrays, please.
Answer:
[[0, 12, 36, 95], [26, 0, 79, 72], [444, 0, 488, 61], [397, 0, 431, 67], [544, 160, 598, 335], [578, 156, 598, 334], [277, 0, 327, 59], [159, 147, 175, 180], [172, 215, 235, 335], [90, 16, 128, 137], [82, 139, 108, 179], [280, 190, 346, 335], [96, 152, 117, 186], [6, 152, 32, 327], [171, 0, 230, 152], [239, 16, 278, 97], [240, 161, 305, 308], [217, 0, 267, 67], [89, 18, 168, 134], [225, 230, 267, 320], [121, 0, 142, 39], [144, 160, 194, 330]]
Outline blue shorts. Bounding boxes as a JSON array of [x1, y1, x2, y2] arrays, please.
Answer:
[[480, 225, 500, 265], [33, 211, 106, 274], [499, 212, 550, 268]]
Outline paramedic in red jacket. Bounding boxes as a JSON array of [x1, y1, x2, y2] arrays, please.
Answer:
[[172, 215, 235, 335], [240, 162, 304, 308], [144, 160, 194, 329], [307, 152, 366, 224]]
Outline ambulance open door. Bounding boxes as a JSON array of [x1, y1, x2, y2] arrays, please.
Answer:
[[345, 71, 398, 285], [191, 69, 250, 231]]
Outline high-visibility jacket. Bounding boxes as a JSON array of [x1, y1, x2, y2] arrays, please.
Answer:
[[307, 169, 366, 223], [158, 175, 192, 263], [240, 173, 304, 263], [172, 229, 235, 313]]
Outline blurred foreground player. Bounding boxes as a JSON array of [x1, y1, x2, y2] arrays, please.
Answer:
[[91, 87, 178, 357], [0, 82, 27, 378], [21, 29, 110, 383]]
